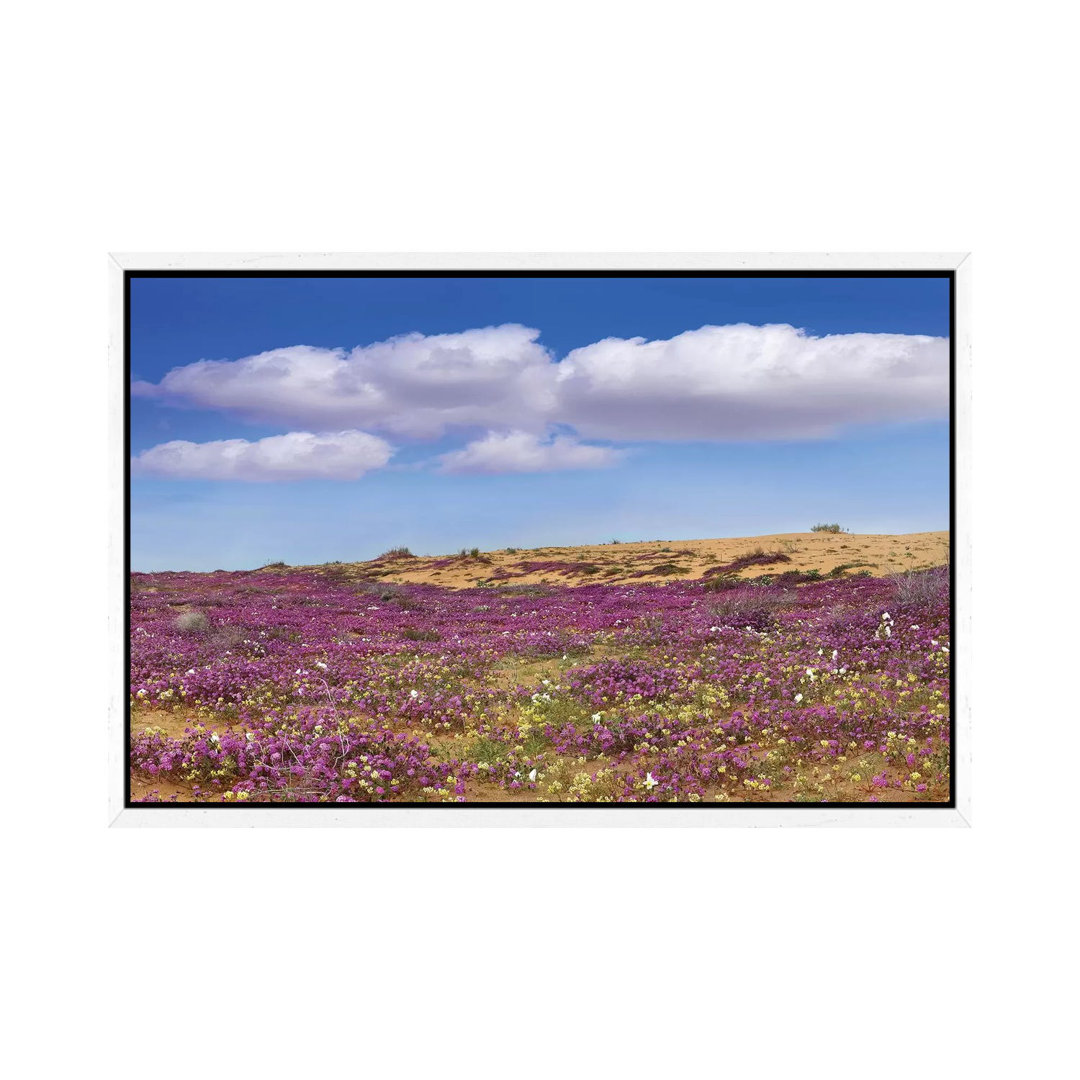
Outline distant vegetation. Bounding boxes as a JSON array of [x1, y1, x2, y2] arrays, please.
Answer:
[[702, 548, 791, 579], [810, 523, 844, 533], [380, 546, 415, 559], [829, 561, 873, 577], [650, 562, 689, 576], [455, 547, 491, 562]]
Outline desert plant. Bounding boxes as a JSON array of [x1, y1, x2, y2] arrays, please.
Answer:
[[208, 624, 246, 651], [354, 582, 421, 610], [706, 587, 794, 631], [634, 612, 668, 645], [810, 523, 843, 533], [380, 546, 414, 559], [894, 566, 949, 607], [828, 561, 874, 577], [773, 568, 824, 585], [174, 610, 210, 633], [702, 573, 742, 592], [702, 549, 790, 578], [468, 735, 509, 764]]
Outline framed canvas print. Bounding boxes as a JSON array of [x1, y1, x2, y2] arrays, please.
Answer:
[[109, 253, 970, 826]]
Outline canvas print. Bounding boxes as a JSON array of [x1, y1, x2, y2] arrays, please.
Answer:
[[127, 270, 952, 807]]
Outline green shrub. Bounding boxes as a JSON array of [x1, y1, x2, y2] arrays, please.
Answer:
[[810, 523, 843, 533], [702, 573, 742, 592], [828, 561, 873, 577], [652, 563, 689, 576], [772, 568, 824, 585]]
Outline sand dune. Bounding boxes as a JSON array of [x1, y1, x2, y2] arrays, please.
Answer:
[[289, 531, 949, 590]]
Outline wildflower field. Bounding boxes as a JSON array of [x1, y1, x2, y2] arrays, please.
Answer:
[[129, 537, 951, 805]]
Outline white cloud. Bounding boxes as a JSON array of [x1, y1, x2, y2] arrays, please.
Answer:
[[135, 322, 948, 463], [139, 325, 554, 438], [437, 430, 624, 474], [132, 430, 393, 482], [554, 323, 948, 440]]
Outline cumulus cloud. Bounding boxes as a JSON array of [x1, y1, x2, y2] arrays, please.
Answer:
[[135, 321, 948, 460], [554, 323, 948, 441], [437, 430, 624, 474], [138, 325, 555, 438], [132, 430, 393, 482]]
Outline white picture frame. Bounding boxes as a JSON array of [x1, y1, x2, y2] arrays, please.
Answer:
[[109, 252, 970, 827]]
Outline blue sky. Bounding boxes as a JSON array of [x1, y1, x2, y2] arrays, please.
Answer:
[[130, 274, 950, 571]]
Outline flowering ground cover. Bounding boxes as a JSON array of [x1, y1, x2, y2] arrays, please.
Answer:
[[129, 561, 951, 804]]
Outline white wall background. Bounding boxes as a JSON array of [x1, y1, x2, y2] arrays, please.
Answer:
[[4, 2, 1072, 1077]]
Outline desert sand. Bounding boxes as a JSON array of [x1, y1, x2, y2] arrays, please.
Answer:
[[287, 531, 949, 590]]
